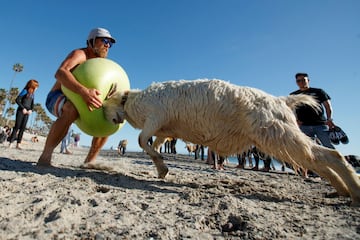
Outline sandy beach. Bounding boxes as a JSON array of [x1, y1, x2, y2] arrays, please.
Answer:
[[1, 133, 359, 240]]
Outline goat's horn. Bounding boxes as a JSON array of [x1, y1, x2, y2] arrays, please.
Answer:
[[105, 83, 118, 100]]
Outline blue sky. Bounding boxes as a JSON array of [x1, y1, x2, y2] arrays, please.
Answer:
[[1, 0, 359, 155]]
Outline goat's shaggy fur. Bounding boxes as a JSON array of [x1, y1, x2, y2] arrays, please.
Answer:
[[103, 79, 360, 206]]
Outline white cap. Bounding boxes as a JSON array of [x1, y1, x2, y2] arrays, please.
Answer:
[[87, 27, 116, 43]]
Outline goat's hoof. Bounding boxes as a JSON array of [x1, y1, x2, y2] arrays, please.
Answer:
[[325, 191, 339, 198], [158, 167, 169, 179], [350, 200, 360, 207]]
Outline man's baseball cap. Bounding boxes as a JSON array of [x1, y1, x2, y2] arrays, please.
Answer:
[[87, 27, 116, 43]]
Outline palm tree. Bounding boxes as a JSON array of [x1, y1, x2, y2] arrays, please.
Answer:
[[31, 103, 44, 129], [8, 87, 19, 105], [6, 107, 15, 119], [13, 63, 24, 73], [33, 103, 42, 112], [42, 115, 53, 130], [2, 63, 24, 118], [4, 107, 15, 125], [0, 88, 6, 116], [28, 103, 54, 134]]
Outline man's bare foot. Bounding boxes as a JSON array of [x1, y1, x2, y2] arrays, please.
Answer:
[[37, 161, 52, 167], [37, 154, 52, 167]]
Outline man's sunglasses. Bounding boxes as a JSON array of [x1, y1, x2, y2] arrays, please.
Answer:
[[101, 38, 113, 48]]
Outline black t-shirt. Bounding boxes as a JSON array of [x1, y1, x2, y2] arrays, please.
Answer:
[[290, 87, 330, 126]]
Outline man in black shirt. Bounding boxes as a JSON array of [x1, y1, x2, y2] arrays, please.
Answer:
[[290, 73, 335, 149]]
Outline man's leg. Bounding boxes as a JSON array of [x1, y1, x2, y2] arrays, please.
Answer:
[[60, 138, 66, 153], [38, 102, 78, 166], [315, 125, 335, 149], [252, 148, 260, 171], [252, 154, 259, 170], [262, 156, 272, 172], [84, 136, 108, 164], [299, 125, 315, 138]]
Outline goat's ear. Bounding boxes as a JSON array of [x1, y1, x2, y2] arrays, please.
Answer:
[[105, 83, 118, 100], [120, 91, 129, 105]]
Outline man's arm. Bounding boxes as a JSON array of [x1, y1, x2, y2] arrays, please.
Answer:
[[55, 49, 102, 111], [323, 100, 335, 128]]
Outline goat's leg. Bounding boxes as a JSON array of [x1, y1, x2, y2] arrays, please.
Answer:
[[138, 130, 168, 179], [311, 146, 360, 206], [308, 164, 349, 196], [258, 140, 352, 201], [279, 148, 353, 200]]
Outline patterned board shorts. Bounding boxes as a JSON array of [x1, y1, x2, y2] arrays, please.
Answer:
[[46, 90, 67, 118]]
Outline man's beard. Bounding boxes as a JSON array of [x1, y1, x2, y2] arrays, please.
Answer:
[[94, 47, 108, 58]]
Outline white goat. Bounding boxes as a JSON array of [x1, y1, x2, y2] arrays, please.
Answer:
[[103, 79, 360, 206]]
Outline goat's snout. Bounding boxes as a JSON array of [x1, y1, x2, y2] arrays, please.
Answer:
[[113, 111, 124, 124]]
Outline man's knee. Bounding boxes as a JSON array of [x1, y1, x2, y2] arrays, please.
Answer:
[[61, 102, 79, 121]]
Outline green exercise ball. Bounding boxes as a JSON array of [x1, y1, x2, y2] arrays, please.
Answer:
[[62, 58, 130, 137]]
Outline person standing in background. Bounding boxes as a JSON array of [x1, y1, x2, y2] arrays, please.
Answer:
[[290, 73, 335, 149], [60, 126, 72, 154], [8, 79, 39, 149]]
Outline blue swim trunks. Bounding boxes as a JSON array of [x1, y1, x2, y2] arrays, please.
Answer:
[[46, 90, 67, 117]]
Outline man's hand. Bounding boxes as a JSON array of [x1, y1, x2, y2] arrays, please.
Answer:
[[82, 88, 102, 111], [326, 119, 336, 129]]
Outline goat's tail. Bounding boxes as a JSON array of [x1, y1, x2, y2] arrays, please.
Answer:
[[281, 94, 321, 112]]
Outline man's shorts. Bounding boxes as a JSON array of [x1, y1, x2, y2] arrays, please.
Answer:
[[46, 90, 67, 117]]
